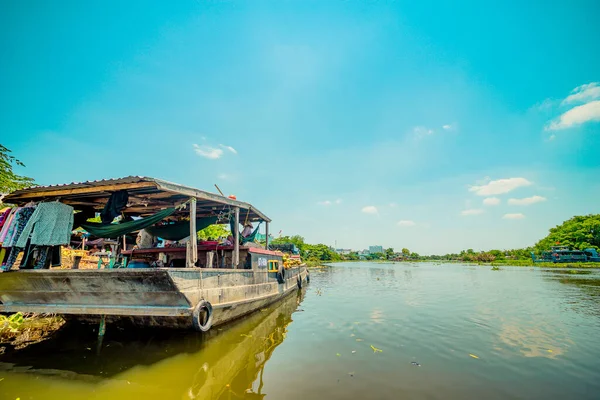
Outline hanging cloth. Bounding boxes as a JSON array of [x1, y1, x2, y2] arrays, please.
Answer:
[[80, 207, 177, 238], [229, 215, 262, 244], [16, 202, 75, 247], [145, 216, 219, 241], [100, 190, 129, 224]]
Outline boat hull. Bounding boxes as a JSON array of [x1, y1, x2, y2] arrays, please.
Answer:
[[0, 266, 308, 330]]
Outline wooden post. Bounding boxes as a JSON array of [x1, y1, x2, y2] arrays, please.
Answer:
[[265, 221, 269, 250], [233, 206, 240, 268], [189, 198, 198, 268]]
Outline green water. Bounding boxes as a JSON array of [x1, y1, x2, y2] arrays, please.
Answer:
[[1, 262, 600, 399]]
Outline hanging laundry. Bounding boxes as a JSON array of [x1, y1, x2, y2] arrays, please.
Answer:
[[0, 208, 18, 244], [100, 190, 128, 224], [0, 208, 11, 228], [16, 202, 74, 247], [3, 207, 35, 248]]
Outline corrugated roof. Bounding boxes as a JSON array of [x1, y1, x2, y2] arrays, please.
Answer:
[[4, 176, 270, 222]]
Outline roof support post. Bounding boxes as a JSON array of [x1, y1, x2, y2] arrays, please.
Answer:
[[265, 221, 269, 250], [234, 206, 240, 268], [189, 198, 198, 268]]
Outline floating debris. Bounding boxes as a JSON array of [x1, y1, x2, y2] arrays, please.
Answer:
[[348, 372, 355, 377], [411, 361, 421, 367], [356, 338, 364, 342], [469, 354, 479, 359], [240, 334, 252, 338], [352, 350, 356, 354], [350, 333, 355, 337], [547, 349, 553, 353], [336, 353, 341, 357], [370, 345, 383, 353]]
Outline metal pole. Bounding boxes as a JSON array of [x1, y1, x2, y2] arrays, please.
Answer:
[[265, 221, 269, 250], [234, 207, 240, 268], [189, 198, 198, 268]]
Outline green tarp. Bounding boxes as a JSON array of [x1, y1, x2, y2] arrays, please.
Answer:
[[145, 216, 218, 241], [80, 208, 177, 239], [229, 216, 262, 244]]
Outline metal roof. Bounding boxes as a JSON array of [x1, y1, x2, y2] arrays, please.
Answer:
[[3, 176, 270, 222]]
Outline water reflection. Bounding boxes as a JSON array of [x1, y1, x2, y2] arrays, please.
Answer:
[[0, 290, 304, 400]]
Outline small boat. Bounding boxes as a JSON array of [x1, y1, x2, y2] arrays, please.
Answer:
[[530, 246, 600, 263], [0, 176, 308, 333]]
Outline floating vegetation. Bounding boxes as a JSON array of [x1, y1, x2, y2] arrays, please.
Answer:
[[491, 266, 501, 271], [240, 334, 252, 338], [469, 354, 479, 359], [370, 345, 383, 353], [336, 353, 341, 357], [411, 361, 421, 367], [356, 338, 364, 342]]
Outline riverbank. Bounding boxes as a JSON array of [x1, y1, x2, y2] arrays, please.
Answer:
[[0, 313, 64, 353]]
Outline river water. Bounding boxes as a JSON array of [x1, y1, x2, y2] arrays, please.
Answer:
[[1, 262, 599, 399]]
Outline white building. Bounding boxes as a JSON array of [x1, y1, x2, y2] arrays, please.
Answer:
[[369, 245, 383, 254]]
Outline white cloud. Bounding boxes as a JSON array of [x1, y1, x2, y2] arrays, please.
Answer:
[[507, 195, 547, 206], [503, 213, 525, 219], [193, 144, 223, 159], [562, 82, 600, 104], [548, 134, 556, 141], [397, 220, 416, 227], [318, 200, 332, 206], [413, 126, 434, 138], [217, 173, 231, 180], [362, 206, 378, 214], [335, 199, 342, 204], [442, 123, 457, 131], [219, 144, 238, 154], [469, 177, 532, 196], [389, 202, 397, 207], [461, 209, 484, 216], [483, 197, 500, 206], [546, 100, 600, 130]]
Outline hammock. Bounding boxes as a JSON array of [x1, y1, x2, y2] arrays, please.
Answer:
[[145, 216, 218, 241], [229, 215, 262, 244], [80, 208, 177, 239]]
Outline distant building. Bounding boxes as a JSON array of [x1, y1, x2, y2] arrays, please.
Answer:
[[335, 248, 352, 255], [369, 245, 383, 254]]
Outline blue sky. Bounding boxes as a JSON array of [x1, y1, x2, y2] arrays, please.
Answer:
[[2, 0, 599, 254]]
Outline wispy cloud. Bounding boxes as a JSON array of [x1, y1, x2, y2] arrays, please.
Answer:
[[362, 205, 378, 214], [389, 202, 397, 207], [546, 100, 600, 130], [219, 144, 238, 154], [503, 213, 525, 220], [217, 173, 232, 180], [562, 82, 600, 104], [483, 197, 500, 206], [548, 134, 556, 141], [461, 209, 484, 216], [442, 123, 457, 131], [413, 126, 434, 138], [397, 220, 416, 227], [193, 144, 223, 159], [318, 198, 342, 206], [507, 195, 546, 206], [469, 177, 532, 196]]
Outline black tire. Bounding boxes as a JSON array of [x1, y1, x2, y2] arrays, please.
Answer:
[[306, 273, 310, 283], [297, 275, 302, 289], [192, 300, 213, 332], [276, 265, 286, 284]]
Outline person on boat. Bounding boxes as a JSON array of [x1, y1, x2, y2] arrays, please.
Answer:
[[223, 235, 234, 246], [241, 222, 253, 238]]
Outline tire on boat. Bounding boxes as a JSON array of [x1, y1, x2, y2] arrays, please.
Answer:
[[192, 299, 214, 332], [276, 265, 286, 284], [306, 272, 310, 283], [297, 275, 302, 289]]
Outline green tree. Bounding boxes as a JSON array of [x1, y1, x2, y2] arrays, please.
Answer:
[[535, 214, 600, 251], [1, 145, 35, 197], [197, 224, 230, 240], [401, 248, 410, 256], [385, 248, 394, 260]]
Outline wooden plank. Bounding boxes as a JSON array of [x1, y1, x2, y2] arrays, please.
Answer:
[[6, 182, 158, 200]]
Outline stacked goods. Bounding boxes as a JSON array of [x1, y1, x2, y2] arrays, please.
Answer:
[[282, 253, 302, 268]]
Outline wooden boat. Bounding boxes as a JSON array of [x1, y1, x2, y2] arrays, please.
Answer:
[[0, 176, 308, 332], [530, 246, 600, 263]]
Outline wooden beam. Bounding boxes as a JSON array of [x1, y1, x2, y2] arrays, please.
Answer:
[[189, 198, 197, 268], [234, 207, 240, 268], [5, 182, 157, 201]]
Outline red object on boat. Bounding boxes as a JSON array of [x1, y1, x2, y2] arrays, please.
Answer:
[[228, 195, 237, 200]]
